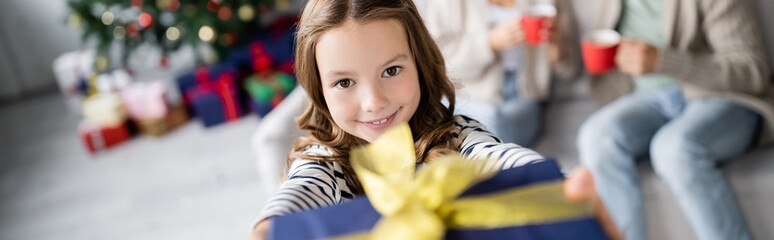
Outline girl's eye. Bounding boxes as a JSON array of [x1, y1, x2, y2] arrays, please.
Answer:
[[334, 79, 354, 89], [382, 66, 403, 77]]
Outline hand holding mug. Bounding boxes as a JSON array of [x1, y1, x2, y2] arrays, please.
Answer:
[[582, 29, 621, 74], [615, 39, 661, 76], [489, 18, 525, 51], [521, 4, 557, 46]]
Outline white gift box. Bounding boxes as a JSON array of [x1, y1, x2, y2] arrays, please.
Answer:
[[52, 49, 95, 111]]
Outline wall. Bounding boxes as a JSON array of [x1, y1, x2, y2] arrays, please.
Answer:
[[0, 0, 81, 100]]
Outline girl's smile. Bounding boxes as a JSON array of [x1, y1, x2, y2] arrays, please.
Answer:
[[358, 109, 398, 130]]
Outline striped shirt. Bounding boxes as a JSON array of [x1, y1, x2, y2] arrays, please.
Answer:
[[258, 115, 545, 220]]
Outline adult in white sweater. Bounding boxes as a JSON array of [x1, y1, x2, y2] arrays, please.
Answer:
[[417, 0, 580, 147]]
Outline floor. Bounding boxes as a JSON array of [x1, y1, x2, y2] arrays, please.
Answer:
[[0, 93, 269, 240]]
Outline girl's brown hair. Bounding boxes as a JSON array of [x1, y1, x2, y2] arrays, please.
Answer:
[[289, 0, 458, 194]]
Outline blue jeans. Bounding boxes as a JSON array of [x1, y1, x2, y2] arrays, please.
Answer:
[[455, 70, 542, 147], [577, 86, 759, 240]]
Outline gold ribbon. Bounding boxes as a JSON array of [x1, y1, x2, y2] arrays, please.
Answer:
[[337, 124, 591, 240]]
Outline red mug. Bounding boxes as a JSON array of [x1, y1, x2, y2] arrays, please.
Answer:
[[520, 4, 556, 45], [582, 29, 621, 74]]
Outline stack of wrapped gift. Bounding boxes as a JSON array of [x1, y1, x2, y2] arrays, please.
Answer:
[[269, 124, 608, 239], [121, 81, 188, 136], [231, 39, 297, 117], [78, 93, 131, 154], [52, 51, 134, 113], [177, 64, 244, 127], [244, 72, 296, 117], [221, 23, 297, 118]]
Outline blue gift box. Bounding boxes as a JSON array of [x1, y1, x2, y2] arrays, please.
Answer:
[[248, 99, 273, 118], [186, 88, 244, 128], [227, 29, 295, 72], [176, 62, 238, 100], [177, 63, 239, 118], [182, 69, 244, 128], [268, 159, 608, 239], [189, 92, 227, 127]]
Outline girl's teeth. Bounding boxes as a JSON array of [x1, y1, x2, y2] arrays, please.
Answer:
[[371, 118, 388, 125]]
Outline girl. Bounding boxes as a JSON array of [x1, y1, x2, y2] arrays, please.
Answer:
[[250, 0, 611, 238]]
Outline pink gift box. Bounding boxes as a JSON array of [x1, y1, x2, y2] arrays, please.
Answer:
[[121, 81, 168, 120]]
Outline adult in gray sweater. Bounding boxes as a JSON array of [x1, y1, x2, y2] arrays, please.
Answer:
[[577, 0, 772, 239]]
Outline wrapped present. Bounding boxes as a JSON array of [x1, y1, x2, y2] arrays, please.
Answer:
[[275, 60, 295, 75], [52, 50, 95, 111], [122, 80, 190, 136], [78, 121, 131, 154], [176, 63, 238, 105], [164, 103, 189, 131], [133, 103, 189, 136], [95, 69, 132, 93], [227, 28, 295, 74], [184, 72, 243, 127], [53, 52, 132, 111], [269, 124, 608, 240], [244, 72, 295, 117], [121, 81, 168, 120], [82, 93, 127, 126]]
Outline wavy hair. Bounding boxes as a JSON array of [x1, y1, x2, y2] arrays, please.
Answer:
[[289, 0, 458, 194]]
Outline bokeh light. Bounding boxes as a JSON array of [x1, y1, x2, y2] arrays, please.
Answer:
[[238, 5, 254, 21], [101, 11, 114, 25], [138, 13, 152, 27], [166, 27, 180, 41], [113, 26, 126, 39], [198, 25, 215, 43]]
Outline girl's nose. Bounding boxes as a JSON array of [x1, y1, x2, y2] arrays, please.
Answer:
[[361, 81, 389, 113]]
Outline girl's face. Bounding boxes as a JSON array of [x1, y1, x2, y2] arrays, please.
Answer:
[[316, 19, 421, 143]]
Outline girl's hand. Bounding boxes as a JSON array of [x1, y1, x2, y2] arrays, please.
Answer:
[[489, 18, 525, 51], [247, 219, 271, 240], [563, 168, 624, 240]]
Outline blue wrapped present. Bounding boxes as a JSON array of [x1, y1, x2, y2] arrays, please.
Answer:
[[183, 72, 243, 127], [176, 62, 238, 102], [269, 124, 608, 239], [227, 29, 295, 74], [248, 99, 273, 118], [269, 160, 608, 240]]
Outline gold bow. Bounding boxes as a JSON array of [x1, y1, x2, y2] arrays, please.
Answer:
[[339, 124, 591, 240]]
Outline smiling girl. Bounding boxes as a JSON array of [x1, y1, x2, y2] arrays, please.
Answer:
[[249, 0, 606, 238]]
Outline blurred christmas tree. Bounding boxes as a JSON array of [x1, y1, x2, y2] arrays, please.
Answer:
[[66, 0, 287, 71]]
